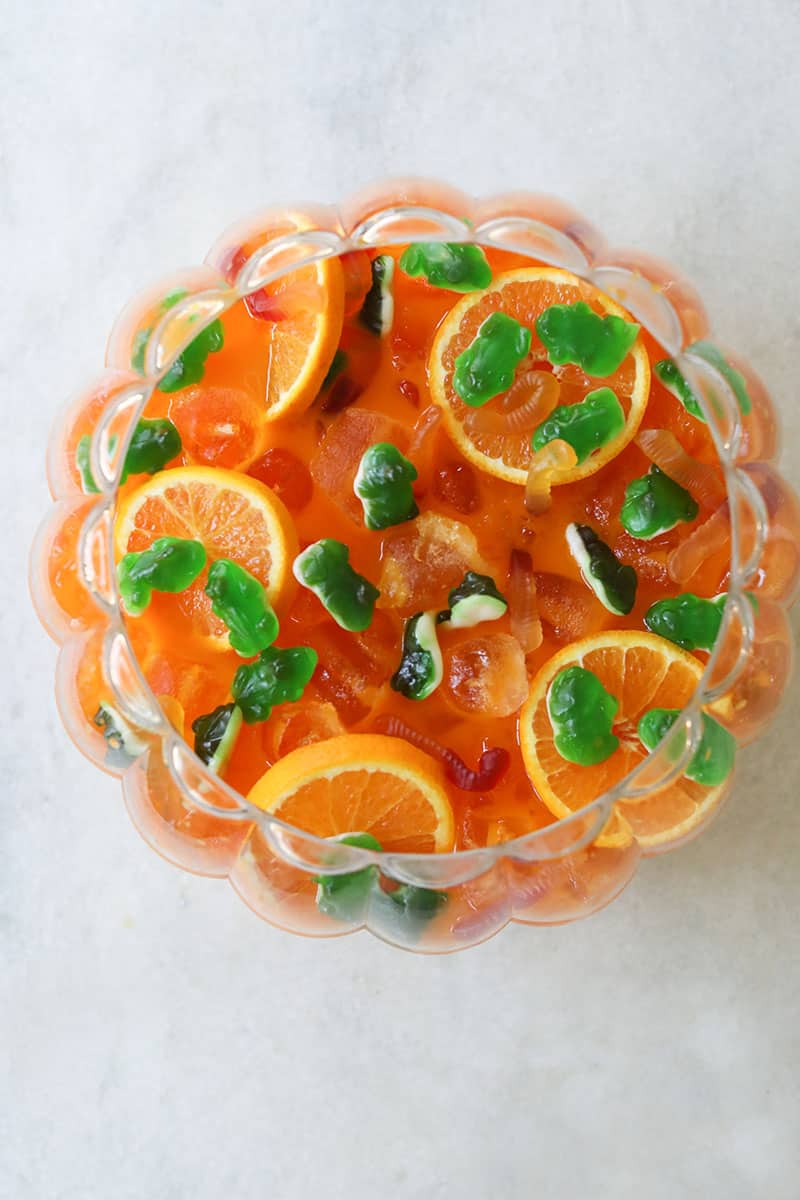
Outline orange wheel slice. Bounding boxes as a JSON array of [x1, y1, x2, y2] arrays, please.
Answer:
[[114, 465, 298, 652], [519, 631, 730, 852], [260, 255, 345, 422], [429, 267, 650, 485], [248, 733, 455, 854]]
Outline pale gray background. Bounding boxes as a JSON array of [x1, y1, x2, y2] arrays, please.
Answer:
[[3, 2, 799, 1197]]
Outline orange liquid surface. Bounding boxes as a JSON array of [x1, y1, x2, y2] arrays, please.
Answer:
[[109, 244, 733, 848]]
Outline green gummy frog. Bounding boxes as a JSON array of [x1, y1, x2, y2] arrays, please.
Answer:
[[359, 255, 395, 337], [374, 881, 448, 943], [620, 465, 699, 539], [566, 523, 637, 615], [547, 665, 619, 766], [645, 592, 759, 652], [452, 312, 532, 407], [132, 289, 224, 393], [314, 832, 383, 924], [315, 832, 446, 931], [231, 645, 318, 724], [692, 342, 752, 415], [76, 418, 181, 493], [653, 358, 705, 421], [536, 301, 640, 376], [320, 348, 348, 390], [121, 418, 182, 480], [117, 536, 207, 616], [531, 387, 625, 464], [390, 612, 443, 701], [93, 701, 148, 768], [399, 242, 492, 292], [644, 592, 726, 652], [191, 702, 243, 775], [76, 435, 103, 493], [637, 708, 736, 787], [205, 559, 279, 658], [354, 443, 419, 530], [440, 571, 508, 628], [293, 538, 380, 632], [654, 342, 752, 420]]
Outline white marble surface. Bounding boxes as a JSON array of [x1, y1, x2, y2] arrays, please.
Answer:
[[3, 1, 800, 1196]]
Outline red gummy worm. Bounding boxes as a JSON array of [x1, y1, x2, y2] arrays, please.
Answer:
[[373, 714, 510, 792]]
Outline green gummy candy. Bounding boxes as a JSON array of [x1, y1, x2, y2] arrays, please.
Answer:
[[321, 348, 348, 390], [205, 559, 279, 658], [314, 832, 382, 924], [691, 342, 752, 416], [531, 387, 625, 464], [536, 300, 640, 376], [354, 443, 419, 530], [359, 255, 395, 337], [231, 644, 318, 724], [441, 571, 507, 628], [92, 701, 148, 768], [76, 435, 101, 493], [452, 312, 532, 407], [644, 592, 726, 652], [383, 883, 446, 917], [191, 702, 243, 774], [399, 243, 492, 292], [122, 418, 182, 481], [390, 611, 443, 701], [293, 539, 380, 632], [566, 524, 638, 616], [117, 537, 207, 616], [547, 665, 619, 766], [654, 358, 705, 421], [158, 320, 224, 393], [620, 466, 699, 539], [654, 343, 752, 420], [77, 419, 180, 494], [131, 288, 224, 393], [314, 832, 446, 932], [637, 708, 736, 787]]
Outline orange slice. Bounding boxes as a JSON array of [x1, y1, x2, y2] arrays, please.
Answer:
[[429, 266, 650, 485], [248, 733, 455, 854], [114, 465, 298, 651], [519, 631, 730, 852], [259, 255, 344, 422]]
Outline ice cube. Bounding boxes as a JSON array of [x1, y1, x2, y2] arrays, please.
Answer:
[[432, 460, 481, 514], [304, 610, 399, 725], [265, 700, 344, 760], [311, 408, 409, 523], [613, 532, 672, 587], [444, 633, 528, 718], [378, 511, 490, 614], [534, 572, 604, 643]]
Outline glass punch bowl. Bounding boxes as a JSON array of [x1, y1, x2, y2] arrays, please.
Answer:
[[30, 179, 799, 952]]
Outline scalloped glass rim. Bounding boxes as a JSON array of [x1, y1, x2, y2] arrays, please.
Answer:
[[44, 190, 767, 887]]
